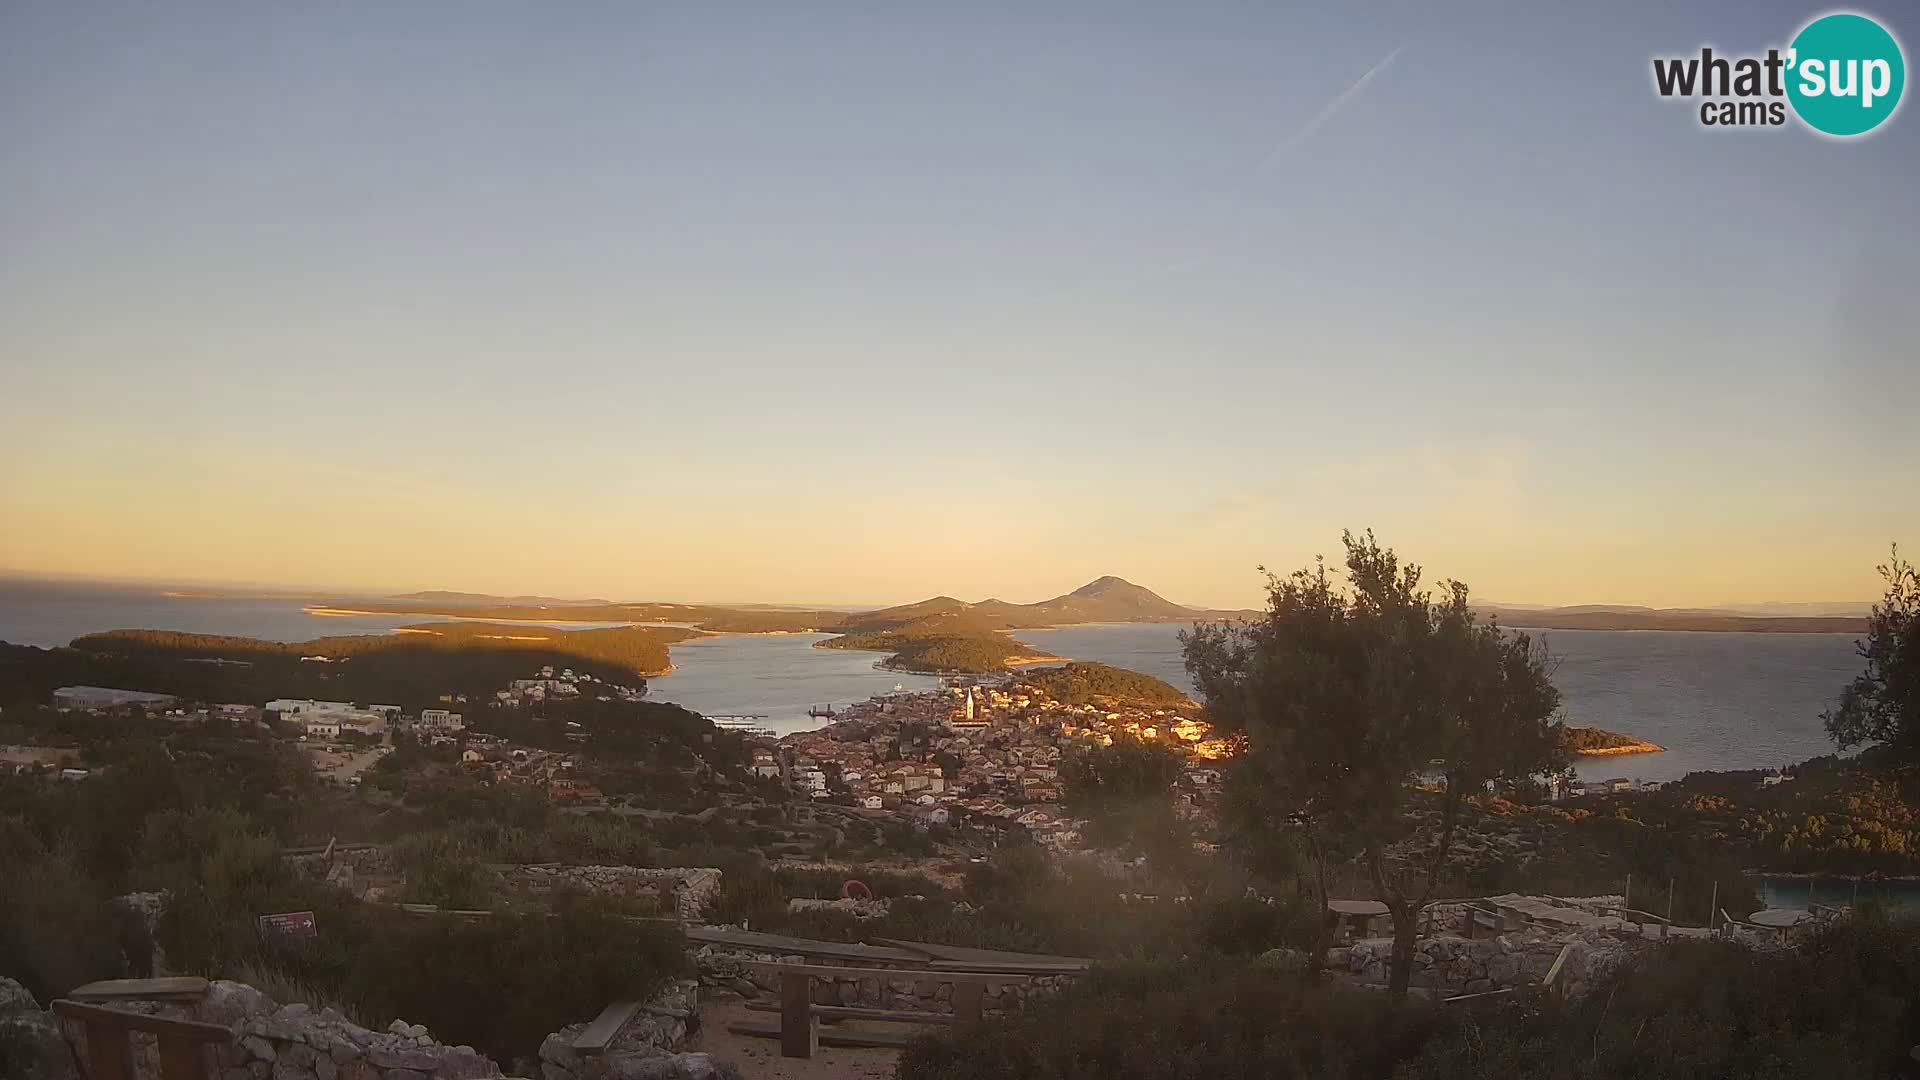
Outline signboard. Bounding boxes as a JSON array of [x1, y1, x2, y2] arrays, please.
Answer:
[[257, 911, 317, 940]]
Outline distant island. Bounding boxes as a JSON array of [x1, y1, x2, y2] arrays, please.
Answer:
[[314, 578, 1870, 638], [1562, 725, 1665, 756], [810, 577, 1241, 674], [1485, 605, 1866, 634], [815, 618, 1062, 674]]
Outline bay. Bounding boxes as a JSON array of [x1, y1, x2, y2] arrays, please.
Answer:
[[1015, 623, 1862, 784], [1, 581, 1868, 781]]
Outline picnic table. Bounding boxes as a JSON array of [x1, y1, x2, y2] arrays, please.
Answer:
[[1745, 908, 1813, 938], [1327, 899, 1390, 940]]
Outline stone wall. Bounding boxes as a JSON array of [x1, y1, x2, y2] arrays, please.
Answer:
[[1335, 927, 1637, 999], [283, 846, 399, 901], [784, 896, 891, 920], [60, 981, 502, 1080], [1417, 895, 1623, 937], [691, 944, 1076, 1016], [535, 981, 729, 1080], [0, 977, 77, 1080], [281, 847, 723, 920], [493, 866, 721, 922]]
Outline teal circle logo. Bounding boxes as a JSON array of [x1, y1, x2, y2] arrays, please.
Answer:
[[1787, 13, 1905, 136]]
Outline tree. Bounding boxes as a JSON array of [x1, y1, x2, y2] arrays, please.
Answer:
[[1062, 733, 1183, 819], [1824, 545, 1919, 761], [1182, 531, 1565, 997], [1062, 734, 1192, 866]]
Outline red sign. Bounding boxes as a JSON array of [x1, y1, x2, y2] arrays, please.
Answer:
[[257, 911, 317, 939]]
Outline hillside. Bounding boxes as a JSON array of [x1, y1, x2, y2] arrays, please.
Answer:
[[13, 623, 701, 708], [1019, 662, 1193, 708], [842, 576, 1233, 633], [331, 576, 1242, 636], [815, 615, 1060, 674]]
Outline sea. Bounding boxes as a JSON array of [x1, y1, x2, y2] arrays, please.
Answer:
[[0, 580, 1863, 781]]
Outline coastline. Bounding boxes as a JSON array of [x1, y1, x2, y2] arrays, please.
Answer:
[[869, 652, 1068, 676], [1573, 741, 1666, 757], [304, 605, 658, 628]]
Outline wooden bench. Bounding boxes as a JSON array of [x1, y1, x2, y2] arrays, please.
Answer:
[[53, 999, 233, 1080], [67, 978, 210, 1004], [743, 1001, 962, 1025], [568, 999, 644, 1056], [729, 962, 1030, 1059]]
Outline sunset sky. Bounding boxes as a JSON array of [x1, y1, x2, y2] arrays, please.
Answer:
[[3, 1, 1915, 610]]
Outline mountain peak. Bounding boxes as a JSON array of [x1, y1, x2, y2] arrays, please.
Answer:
[[1070, 575, 1145, 598]]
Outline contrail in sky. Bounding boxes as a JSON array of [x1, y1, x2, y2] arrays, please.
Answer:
[[1256, 45, 1405, 172], [1012, 43, 1407, 311]]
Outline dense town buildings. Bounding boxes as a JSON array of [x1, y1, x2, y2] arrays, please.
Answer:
[[767, 677, 1229, 848]]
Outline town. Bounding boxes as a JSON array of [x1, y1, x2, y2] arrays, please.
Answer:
[[760, 678, 1227, 849]]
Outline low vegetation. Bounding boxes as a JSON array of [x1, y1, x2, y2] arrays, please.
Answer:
[[1561, 725, 1661, 753], [1022, 662, 1191, 707], [1, 622, 694, 712], [817, 616, 1047, 674], [900, 915, 1920, 1080]]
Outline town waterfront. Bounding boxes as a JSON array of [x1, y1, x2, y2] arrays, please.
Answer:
[[1, 580, 1864, 781]]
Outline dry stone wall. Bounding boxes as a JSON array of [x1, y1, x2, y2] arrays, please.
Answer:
[[1335, 928, 1637, 998], [493, 866, 721, 922], [691, 944, 1076, 1016], [57, 981, 501, 1080]]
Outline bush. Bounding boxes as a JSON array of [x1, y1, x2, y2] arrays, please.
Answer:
[[0, 843, 129, 1002], [899, 960, 1436, 1080], [1402, 914, 1920, 1078], [903, 917, 1920, 1080], [173, 892, 685, 1065]]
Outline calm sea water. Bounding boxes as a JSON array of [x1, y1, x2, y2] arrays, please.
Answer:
[[645, 633, 941, 731], [1, 582, 1865, 781], [0, 580, 633, 645], [1018, 623, 1862, 784]]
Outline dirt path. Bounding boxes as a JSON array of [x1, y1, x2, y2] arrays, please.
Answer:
[[691, 1001, 902, 1080]]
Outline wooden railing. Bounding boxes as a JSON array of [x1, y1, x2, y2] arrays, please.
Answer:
[[52, 999, 232, 1080], [1611, 906, 1674, 939], [1540, 942, 1576, 998]]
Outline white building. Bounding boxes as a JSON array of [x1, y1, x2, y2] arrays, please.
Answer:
[[53, 686, 176, 710], [416, 709, 465, 733], [266, 699, 389, 734]]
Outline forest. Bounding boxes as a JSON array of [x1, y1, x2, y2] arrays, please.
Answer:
[[1022, 662, 1193, 707]]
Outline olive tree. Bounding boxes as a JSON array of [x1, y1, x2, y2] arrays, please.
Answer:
[[1825, 545, 1919, 762], [1184, 531, 1564, 997]]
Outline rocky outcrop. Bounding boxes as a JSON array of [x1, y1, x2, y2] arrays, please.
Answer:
[[226, 1001, 502, 1080], [52, 982, 500, 1080], [0, 977, 79, 1080]]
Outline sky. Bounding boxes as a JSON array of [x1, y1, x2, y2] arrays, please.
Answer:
[[2, 0, 1916, 610]]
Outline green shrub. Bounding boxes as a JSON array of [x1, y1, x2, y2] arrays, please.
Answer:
[[1399, 914, 1920, 1079], [0, 843, 129, 1002], [899, 960, 1436, 1080]]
